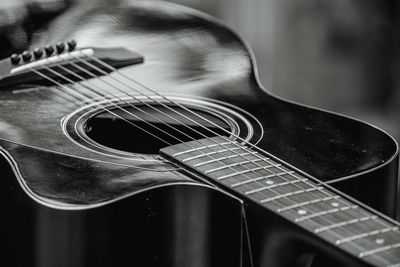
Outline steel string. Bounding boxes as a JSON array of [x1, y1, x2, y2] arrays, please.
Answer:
[[78, 53, 400, 261], [28, 52, 400, 262], [35, 55, 341, 220]]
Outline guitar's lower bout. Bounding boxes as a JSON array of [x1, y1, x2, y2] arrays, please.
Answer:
[[0, 142, 243, 267]]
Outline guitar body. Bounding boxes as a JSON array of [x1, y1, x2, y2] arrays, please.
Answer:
[[0, 1, 398, 266]]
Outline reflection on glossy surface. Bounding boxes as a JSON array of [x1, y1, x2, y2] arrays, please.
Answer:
[[0, 151, 243, 266], [0, 1, 398, 267]]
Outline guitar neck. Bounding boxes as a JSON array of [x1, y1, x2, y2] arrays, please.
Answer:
[[160, 136, 400, 267]]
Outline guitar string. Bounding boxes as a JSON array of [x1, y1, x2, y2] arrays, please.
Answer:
[[67, 56, 235, 141], [50, 60, 400, 261], [30, 68, 173, 146], [31, 63, 372, 241], [33, 57, 350, 225], [63, 57, 358, 216], [28, 82, 82, 110], [41, 65, 189, 145], [25, 69, 185, 170], [37, 57, 341, 221], [79, 54, 400, 262], [29, 54, 399, 261], [42, 54, 398, 258], [75, 55, 399, 261], [57, 61, 203, 140], [36, 62, 396, 264], [73, 54, 341, 195], [81, 54, 359, 197], [80, 55, 399, 225]]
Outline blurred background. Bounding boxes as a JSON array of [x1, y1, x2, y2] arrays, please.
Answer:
[[156, 0, 400, 142], [1, 0, 399, 141]]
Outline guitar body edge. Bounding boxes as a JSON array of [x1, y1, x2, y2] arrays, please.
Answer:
[[0, 140, 244, 267], [0, 2, 398, 267]]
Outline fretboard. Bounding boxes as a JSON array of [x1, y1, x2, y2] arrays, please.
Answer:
[[160, 136, 400, 267]]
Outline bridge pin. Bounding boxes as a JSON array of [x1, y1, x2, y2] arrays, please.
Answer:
[[22, 51, 32, 62], [33, 48, 43, 59], [10, 54, 21, 65], [56, 42, 65, 53], [45, 45, 55, 56], [67, 39, 77, 51]]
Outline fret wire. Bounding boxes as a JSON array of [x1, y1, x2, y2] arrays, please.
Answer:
[[304, 212, 400, 266], [217, 136, 335, 201], [181, 136, 338, 216], [314, 215, 378, 233], [76, 49, 400, 266], [220, 137, 338, 202], [244, 178, 308, 195], [317, 227, 397, 266], [89, 56, 398, 266], [291, 201, 363, 228], [221, 169, 319, 212], [301, 198, 391, 237], [85, 57, 340, 224], [192, 135, 332, 200], [295, 205, 358, 223], [278, 196, 341, 213], [306, 204, 400, 255], [174, 137, 338, 223], [65, 55, 396, 264], [205, 159, 263, 174], [185, 140, 339, 223], [163, 138, 400, 266], [171, 139, 331, 235], [359, 242, 400, 258], [65, 52, 400, 266], [193, 151, 259, 167], [175, 138, 324, 215], [302, 196, 393, 229], [311, 208, 400, 265], [165, 138, 400, 266], [260, 187, 324, 203], [89, 53, 398, 264], [336, 227, 399, 245], [169, 137, 313, 213], [231, 171, 293, 187], [162, 139, 400, 266], [56, 55, 388, 262], [82, 57, 400, 264], [325, 198, 400, 248], [173, 141, 236, 156], [191, 140, 354, 247], [208, 138, 394, 255], [179, 138, 359, 233], [216, 166, 267, 180], [178, 138, 395, 236], [182, 147, 242, 162]]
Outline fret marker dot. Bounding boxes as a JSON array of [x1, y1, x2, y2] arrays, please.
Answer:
[[331, 202, 339, 207], [298, 209, 307, 215], [266, 180, 274, 185], [375, 238, 385, 245]]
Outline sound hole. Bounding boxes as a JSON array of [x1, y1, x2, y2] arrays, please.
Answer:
[[84, 104, 231, 154]]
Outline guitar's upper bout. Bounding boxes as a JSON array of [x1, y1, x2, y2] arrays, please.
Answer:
[[29, 0, 258, 96]]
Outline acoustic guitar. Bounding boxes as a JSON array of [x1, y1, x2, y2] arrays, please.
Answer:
[[0, 2, 398, 267]]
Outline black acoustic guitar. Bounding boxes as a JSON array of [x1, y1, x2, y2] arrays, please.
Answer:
[[0, 2, 398, 267]]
